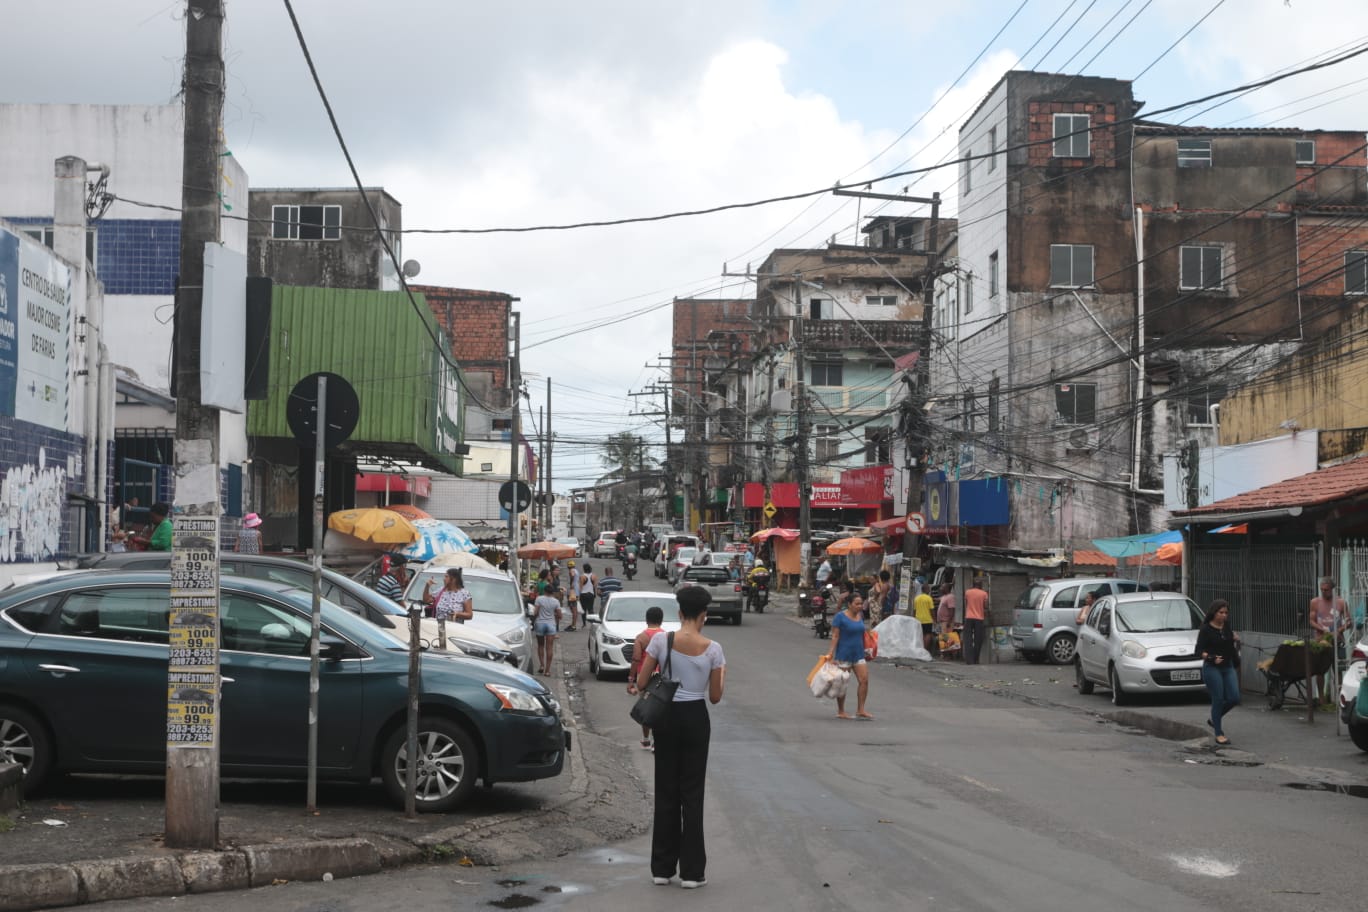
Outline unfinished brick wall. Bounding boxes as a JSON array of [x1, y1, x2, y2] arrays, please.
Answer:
[[1026, 101, 1119, 169], [412, 285, 512, 388]]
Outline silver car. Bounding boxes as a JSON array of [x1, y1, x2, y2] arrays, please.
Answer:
[[1074, 592, 1206, 705], [667, 547, 698, 585], [585, 591, 682, 681], [1010, 577, 1147, 665], [404, 566, 534, 672]]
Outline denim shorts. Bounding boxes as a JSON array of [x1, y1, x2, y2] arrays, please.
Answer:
[[534, 621, 557, 637]]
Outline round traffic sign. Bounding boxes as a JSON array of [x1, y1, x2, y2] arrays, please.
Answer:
[[906, 512, 926, 534], [286, 372, 359, 450], [499, 480, 533, 513]]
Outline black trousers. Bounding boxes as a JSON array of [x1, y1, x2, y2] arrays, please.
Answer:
[[579, 592, 596, 615], [651, 699, 711, 881], [963, 618, 986, 664]]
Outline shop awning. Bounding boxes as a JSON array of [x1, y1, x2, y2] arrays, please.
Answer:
[[868, 516, 906, 536], [1091, 530, 1182, 558]]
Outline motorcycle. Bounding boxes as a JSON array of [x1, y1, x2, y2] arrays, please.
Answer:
[[623, 549, 638, 580], [745, 571, 771, 613], [808, 584, 834, 638]]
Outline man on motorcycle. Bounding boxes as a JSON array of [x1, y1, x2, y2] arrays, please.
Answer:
[[745, 562, 772, 612]]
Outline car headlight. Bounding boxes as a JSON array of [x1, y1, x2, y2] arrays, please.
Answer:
[[602, 633, 625, 646], [499, 627, 526, 646], [1121, 640, 1148, 659], [485, 683, 549, 715], [452, 639, 506, 662]]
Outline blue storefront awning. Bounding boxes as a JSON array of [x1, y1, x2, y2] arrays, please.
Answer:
[[1091, 530, 1182, 558]]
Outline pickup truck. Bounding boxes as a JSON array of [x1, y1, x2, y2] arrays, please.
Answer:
[[675, 565, 744, 625]]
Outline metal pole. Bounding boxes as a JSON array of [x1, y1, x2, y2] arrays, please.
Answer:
[[546, 377, 553, 534], [405, 603, 420, 818], [306, 375, 327, 812], [796, 274, 812, 588], [508, 313, 522, 581]]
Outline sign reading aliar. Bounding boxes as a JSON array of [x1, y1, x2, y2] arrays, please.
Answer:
[[0, 226, 73, 431]]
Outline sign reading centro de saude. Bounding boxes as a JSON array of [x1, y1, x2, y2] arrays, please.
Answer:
[[0, 226, 72, 430], [167, 517, 220, 749]]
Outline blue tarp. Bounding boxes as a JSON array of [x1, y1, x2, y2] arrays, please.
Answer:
[[1091, 530, 1182, 558]]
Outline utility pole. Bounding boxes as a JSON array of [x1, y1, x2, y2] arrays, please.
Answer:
[[545, 377, 553, 534], [508, 313, 522, 580], [165, 0, 224, 850], [537, 405, 546, 535], [794, 272, 813, 587]]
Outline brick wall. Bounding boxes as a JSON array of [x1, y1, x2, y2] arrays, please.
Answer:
[[412, 285, 512, 387], [0, 415, 84, 562], [1298, 217, 1368, 301], [1026, 101, 1119, 169]]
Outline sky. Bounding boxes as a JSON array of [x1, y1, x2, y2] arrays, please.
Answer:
[[5, 0, 1368, 489]]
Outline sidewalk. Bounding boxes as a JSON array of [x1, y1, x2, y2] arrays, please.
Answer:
[[0, 648, 643, 912], [775, 595, 1367, 781]]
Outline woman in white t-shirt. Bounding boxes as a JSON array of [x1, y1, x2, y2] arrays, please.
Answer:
[[423, 568, 473, 649]]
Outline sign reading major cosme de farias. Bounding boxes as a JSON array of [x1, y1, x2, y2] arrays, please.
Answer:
[[167, 517, 220, 749], [0, 226, 72, 430]]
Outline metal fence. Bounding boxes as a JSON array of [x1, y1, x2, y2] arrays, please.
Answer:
[[1191, 544, 1320, 637], [1331, 543, 1368, 645]]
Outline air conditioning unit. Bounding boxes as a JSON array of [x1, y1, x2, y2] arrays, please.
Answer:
[[770, 389, 793, 412], [1059, 426, 1098, 454]]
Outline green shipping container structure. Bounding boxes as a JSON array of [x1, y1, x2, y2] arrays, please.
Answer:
[[246, 285, 465, 475]]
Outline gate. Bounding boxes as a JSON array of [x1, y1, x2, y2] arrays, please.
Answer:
[[1331, 543, 1368, 643], [1191, 544, 1320, 637]]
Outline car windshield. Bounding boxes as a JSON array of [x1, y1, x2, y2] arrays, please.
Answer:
[[605, 598, 679, 623], [406, 571, 523, 615], [1114, 598, 1203, 633]]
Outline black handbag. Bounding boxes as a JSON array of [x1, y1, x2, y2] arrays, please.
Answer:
[[630, 632, 678, 729]]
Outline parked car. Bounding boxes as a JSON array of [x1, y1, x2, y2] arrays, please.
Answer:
[[675, 565, 743, 625], [666, 547, 699, 585], [592, 533, 620, 558], [403, 565, 534, 672], [1010, 577, 1149, 665], [555, 537, 582, 558], [1074, 592, 1206, 705], [57, 551, 515, 666], [584, 591, 682, 680], [1337, 631, 1368, 751], [0, 571, 566, 811]]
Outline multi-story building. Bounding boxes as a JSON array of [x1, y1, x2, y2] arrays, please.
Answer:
[[247, 187, 403, 291], [933, 70, 1367, 554]]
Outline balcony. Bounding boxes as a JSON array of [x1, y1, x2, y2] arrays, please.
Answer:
[[810, 386, 891, 413], [802, 319, 924, 351]]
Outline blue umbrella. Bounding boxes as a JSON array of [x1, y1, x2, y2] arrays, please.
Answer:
[[395, 519, 479, 562]]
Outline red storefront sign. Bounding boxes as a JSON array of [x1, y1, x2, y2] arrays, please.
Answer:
[[355, 473, 433, 497], [743, 482, 882, 509], [840, 465, 893, 504]]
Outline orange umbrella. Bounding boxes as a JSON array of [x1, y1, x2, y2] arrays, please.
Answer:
[[750, 527, 799, 543], [383, 504, 433, 522], [517, 540, 576, 560], [825, 537, 882, 555]]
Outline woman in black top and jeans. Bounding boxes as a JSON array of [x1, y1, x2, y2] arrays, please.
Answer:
[[1195, 599, 1241, 745]]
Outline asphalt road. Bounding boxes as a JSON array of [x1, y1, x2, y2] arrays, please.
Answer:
[[82, 575, 1367, 912]]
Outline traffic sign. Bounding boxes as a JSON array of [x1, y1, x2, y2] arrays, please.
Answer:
[[763, 501, 778, 519], [499, 480, 533, 513], [906, 512, 926, 534], [286, 372, 359, 449]]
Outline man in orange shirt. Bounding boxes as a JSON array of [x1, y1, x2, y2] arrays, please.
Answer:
[[962, 578, 989, 665]]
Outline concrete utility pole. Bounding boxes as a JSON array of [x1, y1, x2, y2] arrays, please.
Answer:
[[546, 377, 553, 533], [537, 405, 546, 533], [165, 0, 224, 850], [794, 273, 813, 587], [508, 312, 522, 580]]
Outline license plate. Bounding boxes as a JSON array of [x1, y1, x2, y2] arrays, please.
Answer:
[[1170, 669, 1201, 682]]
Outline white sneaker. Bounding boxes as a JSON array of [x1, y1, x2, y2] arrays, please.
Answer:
[[652, 876, 671, 886], [681, 879, 707, 889]]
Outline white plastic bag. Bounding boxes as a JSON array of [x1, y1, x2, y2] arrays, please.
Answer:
[[872, 615, 932, 662], [814, 661, 850, 699]]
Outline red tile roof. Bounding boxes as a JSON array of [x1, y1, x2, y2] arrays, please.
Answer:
[[1071, 549, 1117, 568], [1177, 456, 1368, 516]]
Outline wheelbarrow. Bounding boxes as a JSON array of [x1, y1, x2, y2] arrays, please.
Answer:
[[1260, 642, 1334, 710]]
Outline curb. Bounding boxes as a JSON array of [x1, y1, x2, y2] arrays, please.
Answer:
[[0, 663, 601, 912]]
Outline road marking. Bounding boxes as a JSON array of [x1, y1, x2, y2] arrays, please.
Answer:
[[1168, 855, 1239, 878], [957, 775, 1001, 793]]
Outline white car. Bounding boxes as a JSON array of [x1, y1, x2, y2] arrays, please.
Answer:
[[1075, 592, 1207, 705], [1337, 632, 1368, 751], [555, 537, 582, 557], [593, 533, 620, 558], [403, 566, 534, 672], [667, 547, 698, 585], [585, 591, 682, 681]]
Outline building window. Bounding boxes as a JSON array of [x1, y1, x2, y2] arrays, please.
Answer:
[[1055, 383, 1096, 425], [988, 377, 1001, 432], [964, 275, 974, 314], [1049, 244, 1094, 288], [20, 225, 98, 263], [1177, 139, 1212, 168], [1180, 245, 1224, 290], [1185, 384, 1226, 427], [815, 425, 841, 463], [271, 204, 341, 240], [988, 126, 998, 172], [1296, 140, 1316, 165], [864, 428, 891, 465], [809, 357, 843, 387], [866, 295, 898, 307], [1346, 250, 1368, 295], [1053, 113, 1090, 158], [809, 297, 835, 320], [964, 149, 972, 195], [989, 251, 999, 298]]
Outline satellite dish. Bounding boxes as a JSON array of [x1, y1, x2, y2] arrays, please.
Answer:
[[402, 259, 422, 278]]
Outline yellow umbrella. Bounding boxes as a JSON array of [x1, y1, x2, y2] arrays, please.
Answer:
[[327, 508, 420, 545], [825, 537, 882, 555]]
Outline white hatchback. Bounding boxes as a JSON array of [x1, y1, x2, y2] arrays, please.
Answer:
[[1075, 592, 1206, 705], [585, 591, 682, 681], [403, 566, 535, 672]]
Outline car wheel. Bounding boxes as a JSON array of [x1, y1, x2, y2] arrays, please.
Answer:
[[1075, 658, 1094, 695], [1023, 651, 1047, 664], [0, 704, 53, 794], [1350, 717, 1368, 752], [1046, 634, 1077, 665], [381, 718, 479, 813], [1109, 665, 1130, 706], [588, 647, 598, 676]]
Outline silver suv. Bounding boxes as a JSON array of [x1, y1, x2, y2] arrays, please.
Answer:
[[1010, 577, 1148, 665]]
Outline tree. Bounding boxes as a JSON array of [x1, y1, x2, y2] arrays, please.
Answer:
[[600, 433, 655, 482]]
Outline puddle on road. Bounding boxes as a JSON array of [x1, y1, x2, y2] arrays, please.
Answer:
[[579, 846, 648, 866], [489, 895, 539, 910], [1284, 782, 1368, 798]]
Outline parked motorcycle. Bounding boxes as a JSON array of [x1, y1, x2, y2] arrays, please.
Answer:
[[808, 584, 834, 638], [745, 570, 771, 613]]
